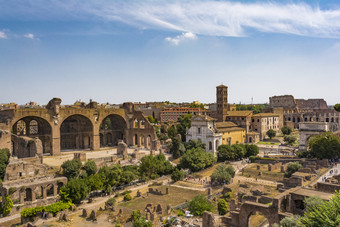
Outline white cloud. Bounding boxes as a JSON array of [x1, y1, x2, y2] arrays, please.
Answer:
[[165, 32, 197, 45], [24, 33, 35, 39], [83, 1, 340, 38], [2, 1, 340, 38], [0, 31, 7, 39]]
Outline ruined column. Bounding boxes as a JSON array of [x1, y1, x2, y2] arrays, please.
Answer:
[[92, 124, 100, 151], [137, 134, 141, 147], [31, 187, 36, 201], [51, 125, 61, 156], [53, 184, 58, 197], [42, 186, 47, 199], [19, 191, 25, 204]]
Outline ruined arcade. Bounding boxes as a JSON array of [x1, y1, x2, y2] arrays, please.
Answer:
[[0, 98, 159, 156]]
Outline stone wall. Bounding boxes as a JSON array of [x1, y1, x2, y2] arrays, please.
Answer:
[[316, 182, 340, 194], [11, 135, 43, 158]]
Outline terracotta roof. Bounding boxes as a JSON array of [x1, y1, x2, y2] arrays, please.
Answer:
[[253, 113, 279, 117], [216, 84, 228, 88], [215, 122, 238, 128], [217, 126, 245, 132], [226, 111, 253, 117], [191, 114, 217, 121]]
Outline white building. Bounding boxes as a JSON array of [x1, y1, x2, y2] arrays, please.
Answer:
[[186, 115, 222, 155]]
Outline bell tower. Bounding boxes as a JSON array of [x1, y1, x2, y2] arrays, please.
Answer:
[[216, 84, 228, 122]]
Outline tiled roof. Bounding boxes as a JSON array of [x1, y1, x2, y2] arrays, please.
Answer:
[[226, 111, 253, 117], [217, 126, 245, 132], [253, 113, 279, 117], [215, 122, 238, 128]]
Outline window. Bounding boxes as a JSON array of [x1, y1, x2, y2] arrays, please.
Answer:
[[209, 142, 212, 150], [257, 119, 260, 122], [198, 128, 201, 134], [252, 119, 254, 122]]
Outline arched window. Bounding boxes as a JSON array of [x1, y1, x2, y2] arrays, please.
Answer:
[[29, 120, 38, 135], [16, 120, 26, 135]]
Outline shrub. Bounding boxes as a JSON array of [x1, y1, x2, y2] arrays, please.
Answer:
[[188, 195, 213, 216], [124, 193, 132, 201], [281, 126, 292, 135], [284, 162, 302, 178], [2, 196, 13, 216], [105, 197, 116, 207], [217, 199, 229, 215], [171, 168, 186, 182], [284, 135, 297, 145], [210, 164, 235, 184], [20, 201, 73, 218], [84, 160, 97, 176], [177, 210, 184, 216]]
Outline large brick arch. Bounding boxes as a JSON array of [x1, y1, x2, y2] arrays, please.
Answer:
[[239, 202, 280, 227], [99, 114, 127, 147]]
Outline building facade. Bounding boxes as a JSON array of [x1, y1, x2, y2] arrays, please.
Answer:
[[186, 115, 222, 155], [160, 107, 208, 122], [251, 113, 280, 140]]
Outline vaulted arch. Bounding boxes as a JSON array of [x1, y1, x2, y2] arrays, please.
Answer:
[[99, 114, 126, 147], [60, 114, 93, 150], [12, 116, 52, 154]]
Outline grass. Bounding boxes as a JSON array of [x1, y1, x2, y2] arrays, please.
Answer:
[[119, 185, 205, 216], [241, 163, 284, 182]]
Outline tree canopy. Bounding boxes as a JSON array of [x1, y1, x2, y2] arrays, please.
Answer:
[[139, 154, 173, 180], [284, 135, 297, 146], [210, 164, 235, 184], [188, 195, 213, 216], [177, 114, 192, 142], [334, 104, 340, 112], [266, 129, 276, 139], [284, 162, 302, 178], [308, 132, 340, 159], [170, 137, 186, 159], [61, 159, 82, 180], [84, 160, 97, 176], [180, 147, 216, 172], [281, 126, 292, 135]]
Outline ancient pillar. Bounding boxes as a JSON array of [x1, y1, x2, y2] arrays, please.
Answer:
[[51, 125, 61, 156], [19, 191, 25, 204], [42, 186, 47, 199], [31, 187, 36, 201], [92, 124, 100, 151], [53, 184, 58, 197], [137, 134, 141, 147]]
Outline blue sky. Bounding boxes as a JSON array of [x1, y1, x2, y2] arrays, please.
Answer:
[[0, 0, 339, 105]]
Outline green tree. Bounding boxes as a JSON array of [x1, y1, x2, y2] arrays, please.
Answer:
[[281, 126, 292, 135], [139, 154, 173, 180], [131, 210, 141, 221], [244, 144, 259, 157], [231, 144, 246, 160], [0, 149, 10, 180], [105, 197, 116, 207], [210, 164, 235, 184], [304, 196, 324, 212], [217, 199, 229, 215], [86, 174, 103, 191], [279, 215, 301, 227], [171, 168, 186, 182], [84, 160, 97, 176], [61, 178, 89, 204], [266, 129, 276, 139], [217, 145, 235, 161], [61, 159, 82, 180], [2, 196, 13, 216], [180, 148, 216, 172], [284, 162, 302, 178], [170, 137, 186, 159], [284, 135, 297, 145], [334, 104, 340, 112], [185, 139, 206, 150], [300, 191, 340, 226], [177, 114, 192, 142], [188, 195, 213, 216], [167, 126, 178, 139], [308, 132, 340, 159]]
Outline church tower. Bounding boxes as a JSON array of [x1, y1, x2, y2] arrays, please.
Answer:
[[216, 84, 228, 122]]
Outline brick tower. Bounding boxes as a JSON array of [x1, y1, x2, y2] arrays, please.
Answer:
[[216, 84, 228, 122]]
